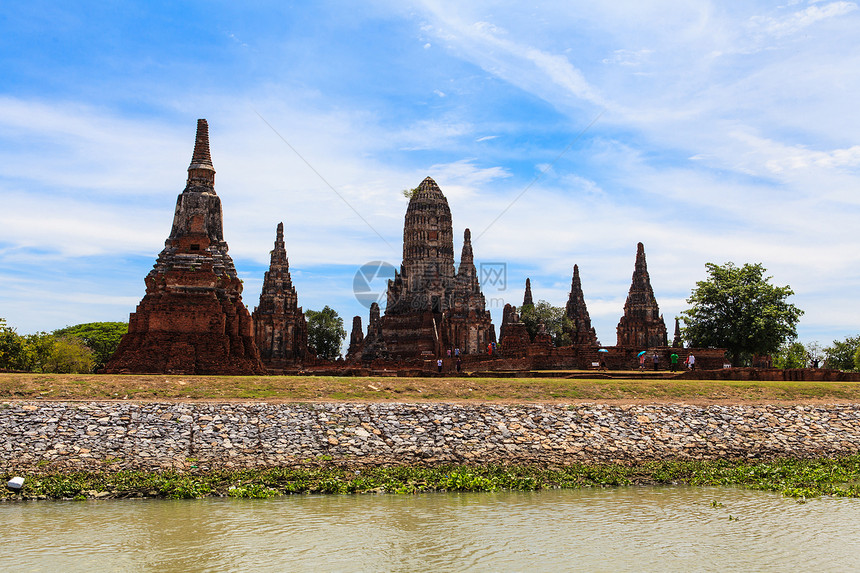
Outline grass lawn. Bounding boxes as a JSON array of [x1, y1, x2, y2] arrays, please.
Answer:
[[2, 372, 859, 403]]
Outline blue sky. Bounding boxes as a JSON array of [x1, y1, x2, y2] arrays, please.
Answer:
[[1, 0, 858, 348]]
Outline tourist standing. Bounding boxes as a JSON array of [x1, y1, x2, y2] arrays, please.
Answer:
[[456, 357, 462, 373], [639, 353, 645, 370], [652, 353, 659, 371], [454, 347, 460, 357], [687, 353, 696, 370], [670, 352, 679, 372], [437, 358, 443, 373]]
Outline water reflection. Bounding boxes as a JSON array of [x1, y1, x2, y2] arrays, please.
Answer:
[[2, 487, 859, 572]]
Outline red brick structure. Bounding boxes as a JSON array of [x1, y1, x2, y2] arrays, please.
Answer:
[[346, 315, 364, 360], [499, 303, 531, 356], [565, 264, 599, 347], [616, 242, 668, 348], [522, 278, 534, 308], [105, 119, 266, 375], [251, 222, 309, 373], [365, 177, 495, 359]]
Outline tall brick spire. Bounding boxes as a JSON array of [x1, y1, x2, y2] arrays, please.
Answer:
[[105, 119, 265, 375], [565, 264, 599, 346], [252, 222, 308, 371], [185, 119, 216, 191], [616, 242, 668, 348], [523, 278, 534, 308], [456, 228, 478, 292], [673, 317, 682, 347]]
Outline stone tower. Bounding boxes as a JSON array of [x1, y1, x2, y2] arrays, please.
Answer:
[[672, 317, 682, 348], [346, 315, 364, 359], [523, 278, 534, 308], [373, 177, 494, 358], [616, 242, 668, 348], [251, 222, 308, 372], [565, 265, 599, 347], [386, 177, 456, 316], [105, 119, 266, 374], [448, 228, 495, 353]]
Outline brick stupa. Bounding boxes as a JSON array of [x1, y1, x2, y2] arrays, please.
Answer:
[[105, 119, 266, 374], [367, 177, 494, 358], [616, 242, 668, 348], [251, 222, 308, 372], [565, 265, 599, 347]]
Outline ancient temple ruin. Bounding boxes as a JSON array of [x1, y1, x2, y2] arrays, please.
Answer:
[[105, 120, 266, 375], [616, 242, 668, 348], [565, 265, 599, 347], [251, 222, 309, 372], [358, 177, 494, 360]]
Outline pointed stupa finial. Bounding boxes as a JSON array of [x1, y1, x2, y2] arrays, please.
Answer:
[[461, 228, 473, 263], [523, 278, 534, 308], [673, 317, 682, 347], [186, 119, 216, 190], [270, 222, 288, 268]]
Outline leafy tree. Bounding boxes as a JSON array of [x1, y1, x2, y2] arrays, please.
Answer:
[[0, 318, 29, 371], [773, 341, 807, 369], [42, 337, 95, 373], [681, 262, 803, 366], [24, 332, 57, 372], [824, 335, 860, 371], [855, 346, 860, 372], [305, 306, 346, 360], [53, 322, 128, 367], [518, 300, 573, 347]]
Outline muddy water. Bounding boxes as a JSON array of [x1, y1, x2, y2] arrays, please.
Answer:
[[2, 487, 858, 572]]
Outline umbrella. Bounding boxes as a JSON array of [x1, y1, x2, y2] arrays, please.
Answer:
[[637, 351, 647, 357], [598, 349, 609, 353]]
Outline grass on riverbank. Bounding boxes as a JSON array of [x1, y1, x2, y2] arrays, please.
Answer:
[[2, 373, 860, 403], [4, 457, 860, 501]]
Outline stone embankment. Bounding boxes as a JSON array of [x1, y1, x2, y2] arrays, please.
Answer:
[[2, 401, 859, 471]]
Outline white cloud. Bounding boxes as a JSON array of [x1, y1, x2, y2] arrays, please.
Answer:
[[753, 1, 857, 37]]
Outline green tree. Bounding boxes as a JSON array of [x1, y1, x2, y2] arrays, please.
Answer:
[[824, 335, 860, 371], [42, 337, 95, 373], [305, 306, 346, 360], [23, 332, 57, 372], [518, 300, 573, 347], [53, 322, 127, 367], [773, 341, 807, 369], [0, 318, 29, 371], [854, 346, 860, 372], [681, 262, 803, 366]]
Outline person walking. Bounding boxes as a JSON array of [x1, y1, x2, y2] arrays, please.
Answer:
[[670, 352, 679, 372], [652, 353, 659, 371], [639, 353, 645, 370], [437, 358, 443, 373], [456, 357, 462, 373], [687, 353, 696, 370]]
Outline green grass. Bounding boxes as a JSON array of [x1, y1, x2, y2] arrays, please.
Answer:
[[5, 456, 860, 501]]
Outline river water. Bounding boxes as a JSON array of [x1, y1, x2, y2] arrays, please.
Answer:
[[2, 487, 858, 572]]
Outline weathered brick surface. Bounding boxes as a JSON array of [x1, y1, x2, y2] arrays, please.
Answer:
[[617, 242, 668, 348], [104, 120, 265, 375], [252, 222, 308, 372], [362, 178, 494, 360]]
